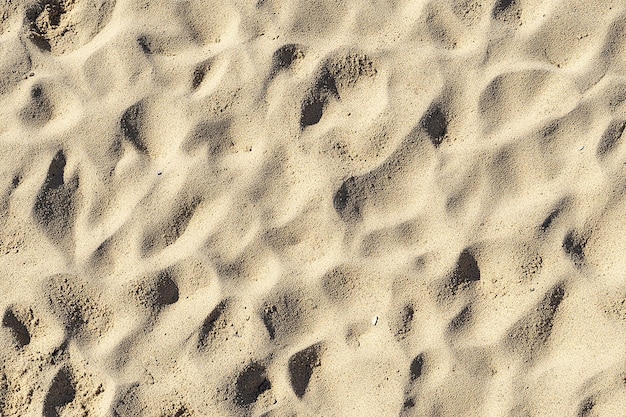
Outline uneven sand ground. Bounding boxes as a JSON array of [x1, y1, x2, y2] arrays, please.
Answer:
[[0, 0, 625, 416]]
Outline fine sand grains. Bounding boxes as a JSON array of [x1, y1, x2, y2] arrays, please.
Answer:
[[1, 0, 626, 416]]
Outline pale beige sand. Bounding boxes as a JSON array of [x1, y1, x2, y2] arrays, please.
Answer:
[[0, 0, 625, 416]]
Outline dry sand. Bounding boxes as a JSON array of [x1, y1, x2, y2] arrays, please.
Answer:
[[0, 0, 625, 415]]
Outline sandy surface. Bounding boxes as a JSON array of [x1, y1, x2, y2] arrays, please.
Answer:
[[0, 0, 625, 416]]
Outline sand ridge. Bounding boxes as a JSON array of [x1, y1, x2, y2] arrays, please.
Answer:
[[0, 0, 625, 415]]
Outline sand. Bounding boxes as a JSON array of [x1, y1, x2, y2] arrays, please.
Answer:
[[0, 0, 625, 415]]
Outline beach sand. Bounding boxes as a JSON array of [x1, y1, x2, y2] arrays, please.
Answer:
[[0, 0, 625, 415]]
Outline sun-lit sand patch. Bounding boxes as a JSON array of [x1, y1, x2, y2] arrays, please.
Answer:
[[0, 0, 625, 415]]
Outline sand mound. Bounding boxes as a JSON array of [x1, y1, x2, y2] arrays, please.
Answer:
[[0, 0, 625, 415]]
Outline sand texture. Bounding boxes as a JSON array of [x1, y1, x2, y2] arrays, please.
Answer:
[[0, 0, 626, 415]]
